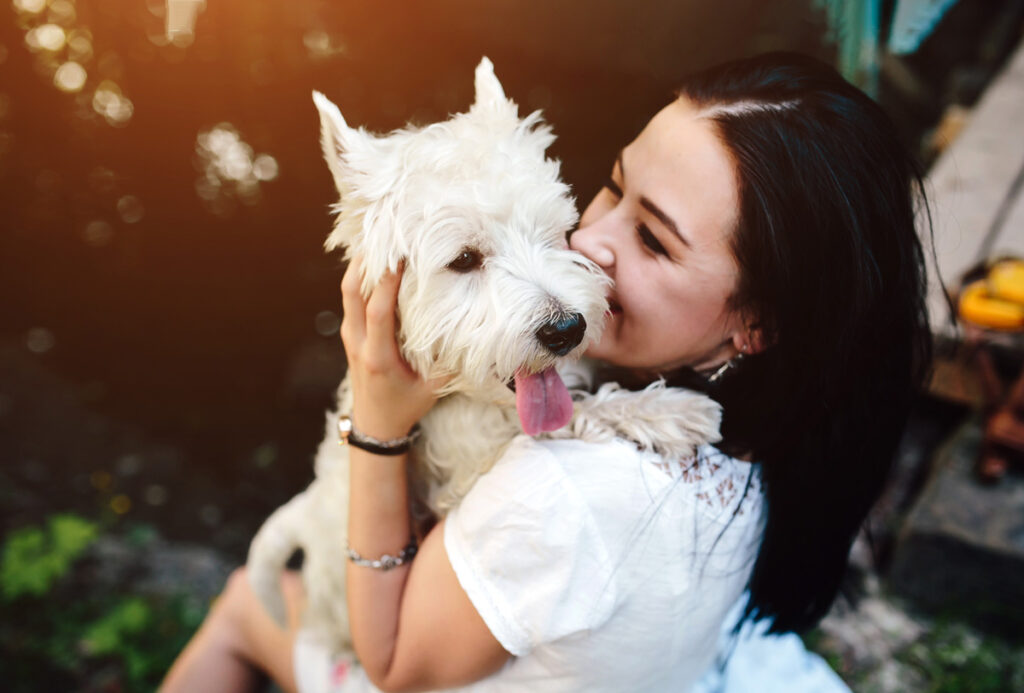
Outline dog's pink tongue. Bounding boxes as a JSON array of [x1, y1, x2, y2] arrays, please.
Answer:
[[514, 367, 573, 435]]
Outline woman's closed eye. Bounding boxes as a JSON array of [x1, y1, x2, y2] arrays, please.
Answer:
[[602, 175, 669, 256], [637, 222, 668, 255]]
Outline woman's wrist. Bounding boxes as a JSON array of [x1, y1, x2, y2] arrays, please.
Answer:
[[339, 415, 420, 456], [349, 411, 419, 442]]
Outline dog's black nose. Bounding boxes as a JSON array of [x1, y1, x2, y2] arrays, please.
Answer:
[[536, 313, 586, 356]]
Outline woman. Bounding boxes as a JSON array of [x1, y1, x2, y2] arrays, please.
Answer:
[[162, 51, 931, 692]]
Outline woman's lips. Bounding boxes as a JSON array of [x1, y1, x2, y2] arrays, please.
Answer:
[[607, 298, 623, 316]]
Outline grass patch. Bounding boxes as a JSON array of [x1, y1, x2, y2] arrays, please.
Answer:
[[0, 514, 207, 692], [897, 620, 1024, 693]]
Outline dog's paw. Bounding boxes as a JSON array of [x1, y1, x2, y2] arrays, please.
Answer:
[[569, 381, 722, 459]]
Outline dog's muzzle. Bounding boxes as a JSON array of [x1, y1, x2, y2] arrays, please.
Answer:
[[535, 313, 586, 356]]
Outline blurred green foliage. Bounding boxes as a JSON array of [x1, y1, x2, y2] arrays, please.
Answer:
[[807, 615, 1024, 692], [0, 514, 206, 692], [899, 620, 1024, 693], [1, 514, 98, 600]]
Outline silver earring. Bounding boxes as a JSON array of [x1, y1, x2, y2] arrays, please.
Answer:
[[707, 353, 744, 383]]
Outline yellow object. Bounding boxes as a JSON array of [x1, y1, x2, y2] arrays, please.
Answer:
[[987, 260, 1024, 304], [959, 280, 1024, 330]]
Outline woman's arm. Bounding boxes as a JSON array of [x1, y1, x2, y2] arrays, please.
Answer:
[[340, 258, 510, 692]]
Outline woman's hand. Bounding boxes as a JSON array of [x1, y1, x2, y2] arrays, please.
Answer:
[[340, 255, 444, 439], [340, 255, 509, 690]]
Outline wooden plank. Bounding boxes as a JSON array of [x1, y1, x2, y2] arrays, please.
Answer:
[[925, 39, 1024, 337], [992, 163, 1024, 259]]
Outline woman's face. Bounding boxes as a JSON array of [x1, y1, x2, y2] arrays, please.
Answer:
[[570, 97, 750, 373]]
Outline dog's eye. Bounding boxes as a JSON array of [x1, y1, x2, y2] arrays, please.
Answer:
[[447, 248, 484, 273]]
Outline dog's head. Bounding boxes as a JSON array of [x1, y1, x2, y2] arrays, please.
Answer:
[[314, 58, 609, 434]]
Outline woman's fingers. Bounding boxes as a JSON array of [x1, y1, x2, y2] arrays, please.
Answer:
[[340, 256, 409, 375], [337, 259, 447, 436], [340, 255, 366, 352], [363, 264, 404, 372]]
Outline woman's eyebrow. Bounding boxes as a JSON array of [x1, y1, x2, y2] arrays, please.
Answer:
[[618, 148, 692, 248], [640, 197, 691, 248]]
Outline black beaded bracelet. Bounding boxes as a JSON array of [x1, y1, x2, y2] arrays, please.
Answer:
[[336, 415, 420, 456]]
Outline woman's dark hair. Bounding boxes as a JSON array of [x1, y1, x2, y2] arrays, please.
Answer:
[[668, 52, 933, 633]]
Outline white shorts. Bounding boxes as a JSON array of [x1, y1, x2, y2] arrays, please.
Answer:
[[293, 632, 374, 693]]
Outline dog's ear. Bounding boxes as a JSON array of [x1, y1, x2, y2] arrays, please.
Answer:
[[471, 57, 511, 114], [313, 91, 384, 252], [312, 91, 369, 194]]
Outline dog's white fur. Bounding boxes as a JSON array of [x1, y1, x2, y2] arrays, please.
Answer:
[[246, 58, 723, 657]]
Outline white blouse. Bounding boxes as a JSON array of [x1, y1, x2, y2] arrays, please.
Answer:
[[295, 434, 765, 693], [442, 435, 765, 692]]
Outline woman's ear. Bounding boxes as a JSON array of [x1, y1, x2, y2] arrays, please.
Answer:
[[732, 323, 768, 355]]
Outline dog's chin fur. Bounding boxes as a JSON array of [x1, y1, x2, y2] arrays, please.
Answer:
[[246, 57, 723, 657]]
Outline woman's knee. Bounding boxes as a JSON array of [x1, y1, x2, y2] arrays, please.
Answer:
[[207, 568, 273, 651], [217, 567, 255, 625], [216, 567, 304, 657], [209, 567, 301, 689]]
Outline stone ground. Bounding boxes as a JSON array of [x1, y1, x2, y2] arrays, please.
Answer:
[[813, 572, 1024, 692]]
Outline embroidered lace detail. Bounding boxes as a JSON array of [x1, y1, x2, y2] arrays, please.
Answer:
[[648, 446, 762, 516]]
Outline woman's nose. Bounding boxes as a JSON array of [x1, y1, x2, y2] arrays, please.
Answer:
[[569, 219, 615, 269]]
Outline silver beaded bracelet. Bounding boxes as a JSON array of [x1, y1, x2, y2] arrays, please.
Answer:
[[337, 415, 421, 456], [345, 537, 418, 570]]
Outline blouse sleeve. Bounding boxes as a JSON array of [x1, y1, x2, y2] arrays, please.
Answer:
[[443, 435, 620, 657]]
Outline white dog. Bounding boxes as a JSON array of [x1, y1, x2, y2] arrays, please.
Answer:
[[247, 58, 722, 657]]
